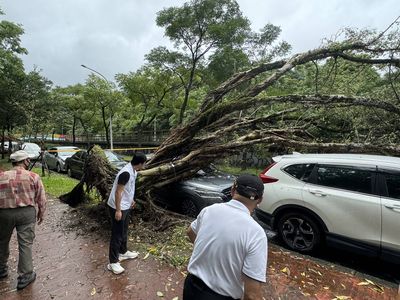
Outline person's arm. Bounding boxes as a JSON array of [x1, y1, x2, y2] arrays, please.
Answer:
[[242, 274, 262, 300], [114, 184, 125, 221], [35, 177, 46, 225], [187, 207, 206, 243], [187, 225, 197, 243], [114, 171, 130, 220]]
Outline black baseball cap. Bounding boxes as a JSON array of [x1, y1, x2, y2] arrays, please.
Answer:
[[235, 174, 264, 200]]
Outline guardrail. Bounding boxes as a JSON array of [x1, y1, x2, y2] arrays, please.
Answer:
[[21, 130, 170, 145]]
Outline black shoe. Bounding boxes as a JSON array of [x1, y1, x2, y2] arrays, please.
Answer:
[[17, 272, 36, 290], [0, 269, 8, 279]]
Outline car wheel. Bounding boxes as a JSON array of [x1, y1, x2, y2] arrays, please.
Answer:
[[67, 166, 73, 178], [277, 212, 321, 253], [181, 196, 205, 218]]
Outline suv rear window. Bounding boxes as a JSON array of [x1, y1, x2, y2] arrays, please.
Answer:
[[284, 164, 314, 181], [316, 165, 372, 194]]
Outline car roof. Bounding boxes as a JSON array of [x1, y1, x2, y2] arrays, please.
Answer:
[[53, 146, 79, 149], [273, 153, 400, 168], [22, 142, 39, 146]]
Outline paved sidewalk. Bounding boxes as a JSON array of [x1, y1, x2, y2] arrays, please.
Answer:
[[0, 198, 398, 300], [0, 199, 185, 300]]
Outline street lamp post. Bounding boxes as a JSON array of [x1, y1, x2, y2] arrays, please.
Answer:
[[81, 64, 114, 151]]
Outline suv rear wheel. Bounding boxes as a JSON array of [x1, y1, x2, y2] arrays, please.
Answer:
[[277, 212, 322, 253]]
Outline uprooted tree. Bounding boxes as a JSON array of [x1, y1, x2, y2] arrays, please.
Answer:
[[60, 21, 400, 224]]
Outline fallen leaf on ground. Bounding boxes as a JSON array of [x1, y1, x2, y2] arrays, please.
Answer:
[[90, 288, 96, 296], [365, 279, 375, 285], [332, 296, 351, 300], [157, 291, 164, 297], [281, 267, 290, 275], [143, 252, 150, 260]]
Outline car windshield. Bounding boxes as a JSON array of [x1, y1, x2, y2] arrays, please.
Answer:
[[196, 164, 224, 176], [105, 151, 122, 162], [58, 148, 78, 157]]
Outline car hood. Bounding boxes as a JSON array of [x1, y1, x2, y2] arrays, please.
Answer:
[[27, 152, 40, 159], [182, 174, 235, 192]]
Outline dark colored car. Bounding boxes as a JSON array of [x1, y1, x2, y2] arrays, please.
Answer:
[[65, 150, 127, 178], [155, 165, 235, 217]]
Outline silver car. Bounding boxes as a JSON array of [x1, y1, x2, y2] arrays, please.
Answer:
[[44, 146, 79, 173]]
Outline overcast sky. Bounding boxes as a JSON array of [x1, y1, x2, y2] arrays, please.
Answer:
[[1, 0, 398, 87]]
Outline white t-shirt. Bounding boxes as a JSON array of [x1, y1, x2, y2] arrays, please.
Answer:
[[107, 163, 136, 210], [187, 200, 268, 299]]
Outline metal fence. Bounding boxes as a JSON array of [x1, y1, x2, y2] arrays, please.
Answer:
[[25, 130, 170, 145]]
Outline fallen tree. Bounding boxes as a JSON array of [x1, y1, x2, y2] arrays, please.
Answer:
[[60, 23, 400, 225]]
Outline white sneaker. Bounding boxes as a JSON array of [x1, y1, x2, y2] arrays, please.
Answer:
[[119, 250, 139, 261], [107, 262, 125, 274]]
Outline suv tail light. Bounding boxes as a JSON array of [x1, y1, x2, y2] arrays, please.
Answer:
[[259, 162, 279, 183]]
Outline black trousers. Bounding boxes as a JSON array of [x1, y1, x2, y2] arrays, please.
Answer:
[[108, 206, 130, 263], [183, 274, 239, 300]]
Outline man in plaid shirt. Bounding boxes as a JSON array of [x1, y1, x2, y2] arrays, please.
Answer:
[[0, 150, 46, 290]]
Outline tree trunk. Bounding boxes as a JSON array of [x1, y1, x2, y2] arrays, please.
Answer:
[[72, 116, 76, 145], [101, 106, 110, 147]]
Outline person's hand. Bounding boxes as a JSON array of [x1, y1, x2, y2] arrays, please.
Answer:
[[115, 210, 122, 221], [37, 210, 44, 225], [130, 201, 136, 209]]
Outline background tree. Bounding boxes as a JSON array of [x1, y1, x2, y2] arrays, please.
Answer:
[[148, 0, 251, 124], [0, 9, 28, 157], [116, 66, 182, 131], [21, 70, 53, 140], [84, 75, 122, 148]]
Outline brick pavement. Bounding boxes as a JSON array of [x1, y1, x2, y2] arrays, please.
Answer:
[[0, 199, 185, 300]]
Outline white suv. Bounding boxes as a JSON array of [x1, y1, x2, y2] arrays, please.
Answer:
[[257, 153, 400, 263]]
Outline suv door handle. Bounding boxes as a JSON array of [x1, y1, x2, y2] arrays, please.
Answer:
[[308, 189, 327, 197], [384, 204, 400, 212]]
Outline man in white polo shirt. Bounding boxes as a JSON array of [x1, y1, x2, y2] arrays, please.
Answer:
[[107, 152, 147, 275], [183, 174, 267, 300]]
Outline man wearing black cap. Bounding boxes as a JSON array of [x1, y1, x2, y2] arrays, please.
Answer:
[[183, 174, 268, 300]]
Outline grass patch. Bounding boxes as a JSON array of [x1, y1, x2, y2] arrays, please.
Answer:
[[31, 168, 79, 197], [0, 158, 11, 171]]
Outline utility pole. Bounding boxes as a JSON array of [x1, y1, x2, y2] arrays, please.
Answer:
[[81, 64, 114, 150]]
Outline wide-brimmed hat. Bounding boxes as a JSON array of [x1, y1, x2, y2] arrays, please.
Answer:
[[235, 174, 264, 200], [10, 150, 30, 162]]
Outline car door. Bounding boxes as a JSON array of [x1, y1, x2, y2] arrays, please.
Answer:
[[302, 164, 381, 251], [378, 168, 400, 262], [68, 152, 81, 174], [45, 148, 57, 169], [73, 151, 86, 176]]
